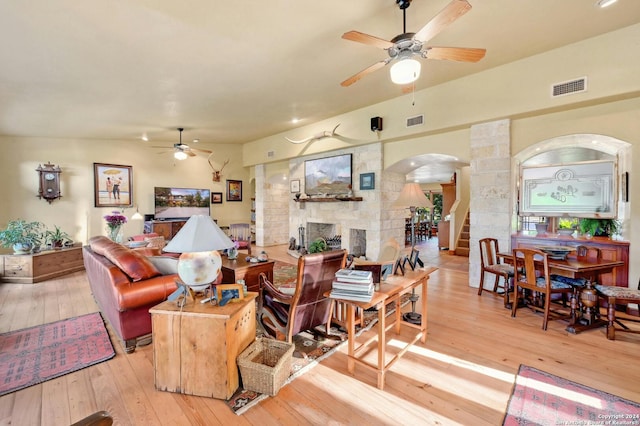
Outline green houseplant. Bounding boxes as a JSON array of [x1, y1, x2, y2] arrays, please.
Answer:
[[578, 218, 620, 238], [308, 238, 327, 254], [0, 219, 45, 254], [44, 225, 72, 249]]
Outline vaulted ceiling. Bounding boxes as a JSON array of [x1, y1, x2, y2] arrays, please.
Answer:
[[1, 0, 639, 147]]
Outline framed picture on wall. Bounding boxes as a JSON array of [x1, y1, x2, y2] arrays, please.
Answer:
[[226, 180, 242, 202], [360, 172, 375, 190], [93, 163, 133, 207], [211, 192, 223, 204], [290, 179, 300, 193]]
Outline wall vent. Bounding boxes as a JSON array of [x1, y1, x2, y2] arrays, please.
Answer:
[[406, 114, 424, 127], [267, 150, 275, 158], [552, 77, 587, 97]]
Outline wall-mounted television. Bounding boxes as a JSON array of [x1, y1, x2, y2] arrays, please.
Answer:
[[154, 187, 210, 220], [304, 153, 352, 195]]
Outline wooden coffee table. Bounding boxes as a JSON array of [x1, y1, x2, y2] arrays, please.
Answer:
[[221, 257, 274, 292]]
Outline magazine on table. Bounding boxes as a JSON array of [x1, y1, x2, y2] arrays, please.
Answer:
[[331, 280, 374, 291], [334, 269, 373, 283]]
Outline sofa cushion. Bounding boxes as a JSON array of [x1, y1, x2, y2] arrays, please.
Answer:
[[89, 236, 160, 282]]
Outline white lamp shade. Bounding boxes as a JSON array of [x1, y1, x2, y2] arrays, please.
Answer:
[[163, 215, 234, 253], [390, 58, 421, 85], [393, 182, 433, 208]]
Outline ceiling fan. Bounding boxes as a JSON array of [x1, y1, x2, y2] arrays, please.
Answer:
[[153, 128, 212, 160], [341, 0, 486, 87]]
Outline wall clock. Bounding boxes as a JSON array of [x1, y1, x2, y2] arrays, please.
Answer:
[[36, 162, 62, 203]]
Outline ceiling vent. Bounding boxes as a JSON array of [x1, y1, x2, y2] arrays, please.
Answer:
[[267, 150, 275, 158], [406, 114, 424, 127], [552, 77, 587, 97]]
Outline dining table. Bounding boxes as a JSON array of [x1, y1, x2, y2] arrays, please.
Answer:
[[497, 251, 625, 334]]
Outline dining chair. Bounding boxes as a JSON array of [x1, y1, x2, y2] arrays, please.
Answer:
[[511, 247, 573, 330], [478, 238, 514, 307], [229, 223, 252, 256]]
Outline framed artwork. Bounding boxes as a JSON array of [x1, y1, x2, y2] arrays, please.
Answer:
[[93, 163, 133, 207], [216, 284, 244, 305], [211, 192, 223, 204], [360, 172, 375, 190], [290, 179, 300, 193], [226, 179, 242, 202]]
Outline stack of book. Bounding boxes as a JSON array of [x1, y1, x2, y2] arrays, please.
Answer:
[[329, 269, 374, 302]]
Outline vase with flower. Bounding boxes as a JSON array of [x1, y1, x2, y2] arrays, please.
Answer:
[[104, 210, 127, 243]]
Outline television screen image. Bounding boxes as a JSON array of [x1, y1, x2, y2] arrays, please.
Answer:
[[154, 187, 210, 220], [304, 153, 352, 195]]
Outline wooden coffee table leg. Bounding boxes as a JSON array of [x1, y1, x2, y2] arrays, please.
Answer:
[[347, 304, 355, 374], [377, 302, 386, 390]]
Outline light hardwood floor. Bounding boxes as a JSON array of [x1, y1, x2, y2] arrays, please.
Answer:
[[0, 239, 638, 425]]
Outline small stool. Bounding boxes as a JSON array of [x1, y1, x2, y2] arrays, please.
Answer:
[[595, 285, 640, 340]]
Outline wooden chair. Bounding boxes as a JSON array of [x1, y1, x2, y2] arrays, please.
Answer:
[[477, 238, 514, 307], [258, 249, 347, 343], [229, 223, 251, 256], [511, 248, 573, 330], [595, 283, 640, 340], [70, 411, 113, 426]]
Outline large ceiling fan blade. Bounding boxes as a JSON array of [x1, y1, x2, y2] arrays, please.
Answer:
[[342, 31, 394, 50], [341, 60, 389, 87], [191, 147, 212, 155], [413, 0, 472, 43], [425, 46, 486, 62]]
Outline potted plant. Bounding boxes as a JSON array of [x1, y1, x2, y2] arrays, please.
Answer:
[[44, 225, 72, 249], [308, 238, 327, 254], [0, 219, 45, 254], [557, 218, 578, 236], [578, 218, 620, 238]]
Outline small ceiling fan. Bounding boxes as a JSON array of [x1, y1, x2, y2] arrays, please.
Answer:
[[153, 128, 212, 160], [341, 0, 486, 87]]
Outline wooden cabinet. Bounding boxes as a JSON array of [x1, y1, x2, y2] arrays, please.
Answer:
[[511, 233, 629, 287], [150, 293, 257, 399], [0, 244, 84, 283], [144, 220, 186, 240]]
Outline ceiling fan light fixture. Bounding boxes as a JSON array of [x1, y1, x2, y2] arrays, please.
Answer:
[[390, 57, 421, 85], [174, 151, 188, 160]]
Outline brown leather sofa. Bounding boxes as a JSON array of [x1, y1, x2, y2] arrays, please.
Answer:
[[83, 236, 178, 353]]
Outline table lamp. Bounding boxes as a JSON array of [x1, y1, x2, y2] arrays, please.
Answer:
[[393, 182, 433, 324], [163, 215, 234, 299]]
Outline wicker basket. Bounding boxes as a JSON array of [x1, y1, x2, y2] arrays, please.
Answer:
[[237, 337, 294, 396]]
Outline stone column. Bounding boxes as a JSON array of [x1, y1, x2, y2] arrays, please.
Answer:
[[469, 119, 512, 288]]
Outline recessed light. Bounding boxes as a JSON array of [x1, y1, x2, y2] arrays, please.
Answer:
[[141, 134, 148, 142], [192, 139, 199, 143], [291, 118, 300, 124], [596, 0, 618, 8]]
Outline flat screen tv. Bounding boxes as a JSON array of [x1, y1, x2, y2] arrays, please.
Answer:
[[304, 153, 352, 195], [154, 187, 210, 220]]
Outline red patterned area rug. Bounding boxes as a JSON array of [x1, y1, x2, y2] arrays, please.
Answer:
[[0, 312, 115, 396], [503, 365, 640, 425]]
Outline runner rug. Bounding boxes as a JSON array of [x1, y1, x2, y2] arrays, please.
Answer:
[[0, 312, 115, 396], [503, 365, 640, 425]]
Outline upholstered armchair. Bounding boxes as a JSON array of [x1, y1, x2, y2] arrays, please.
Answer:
[[229, 223, 252, 256], [258, 249, 347, 343]]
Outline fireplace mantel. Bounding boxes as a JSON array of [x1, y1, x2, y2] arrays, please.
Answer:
[[295, 197, 363, 203]]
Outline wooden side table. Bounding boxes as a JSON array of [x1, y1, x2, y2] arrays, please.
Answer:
[[221, 257, 274, 292], [150, 292, 257, 399]]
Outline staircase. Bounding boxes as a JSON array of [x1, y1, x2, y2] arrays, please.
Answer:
[[455, 212, 470, 257]]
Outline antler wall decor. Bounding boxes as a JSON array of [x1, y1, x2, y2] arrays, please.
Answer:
[[285, 124, 340, 144], [208, 156, 229, 182]]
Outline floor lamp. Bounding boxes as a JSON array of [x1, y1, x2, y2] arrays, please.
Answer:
[[393, 182, 433, 324]]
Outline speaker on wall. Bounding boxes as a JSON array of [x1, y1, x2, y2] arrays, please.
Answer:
[[371, 116, 383, 132]]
